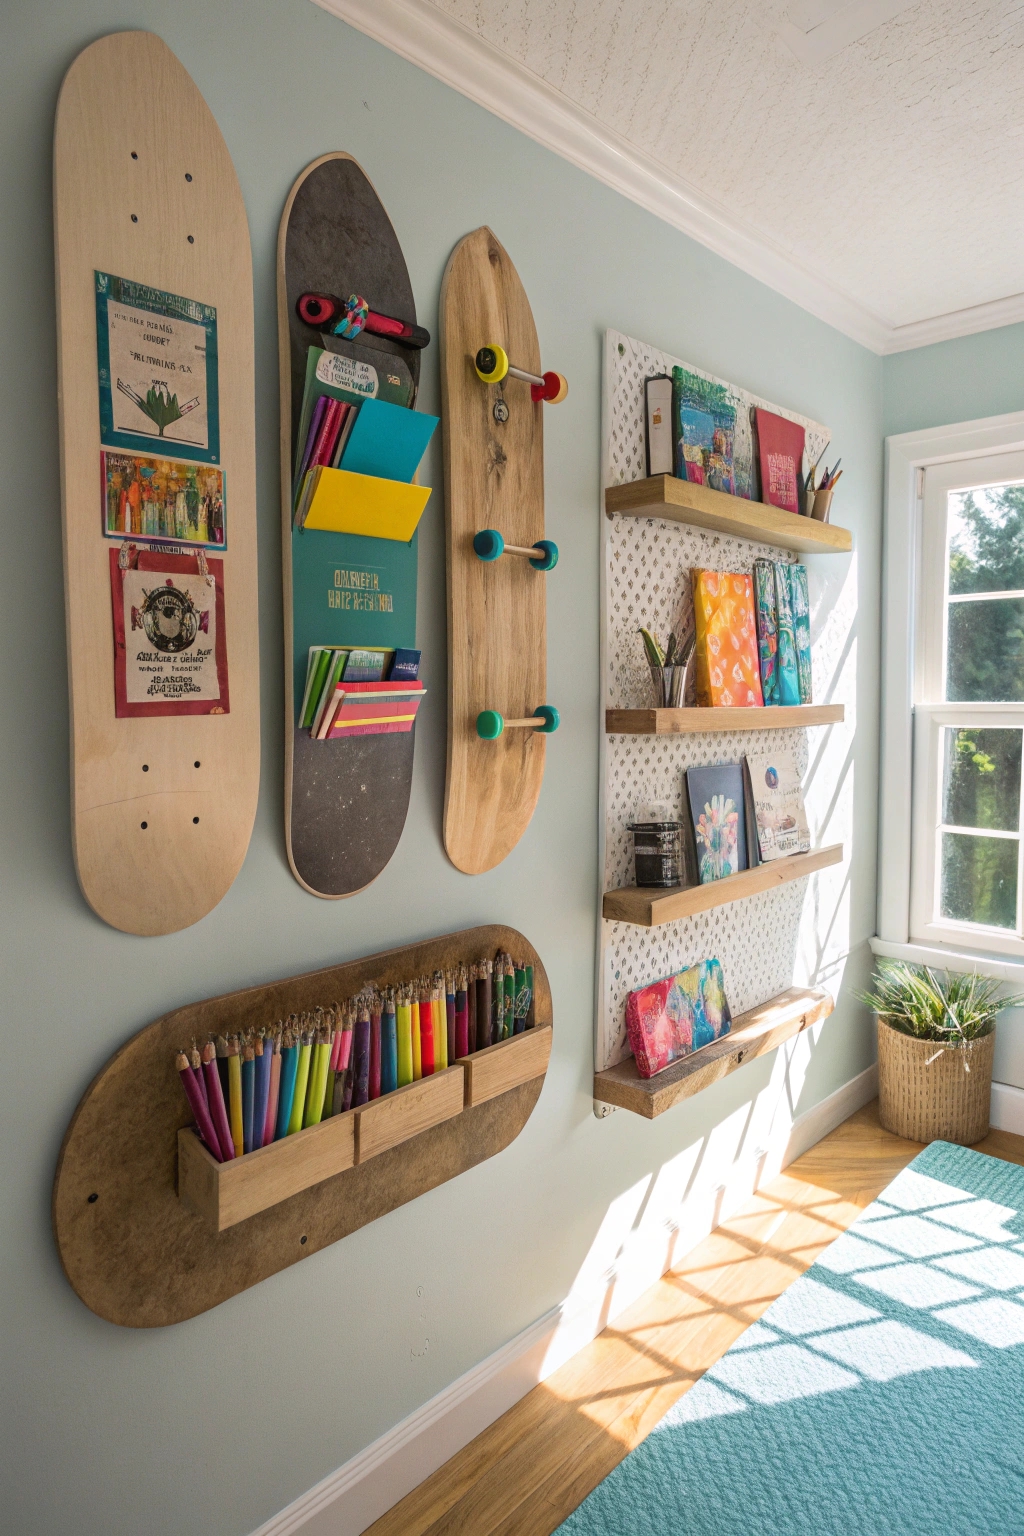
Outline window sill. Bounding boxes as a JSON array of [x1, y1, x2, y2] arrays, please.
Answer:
[[870, 935, 1024, 985]]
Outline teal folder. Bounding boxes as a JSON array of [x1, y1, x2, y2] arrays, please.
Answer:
[[339, 398, 438, 484]]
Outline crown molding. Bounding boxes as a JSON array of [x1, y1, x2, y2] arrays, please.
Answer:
[[314, 0, 1023, 358]]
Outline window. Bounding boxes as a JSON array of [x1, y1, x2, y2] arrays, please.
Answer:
[[910, 453, 1024, 955]]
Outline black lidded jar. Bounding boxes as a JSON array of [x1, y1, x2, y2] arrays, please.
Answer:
[[628, 817, 683, 888]]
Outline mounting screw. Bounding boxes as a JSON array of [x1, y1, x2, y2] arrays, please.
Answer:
[[87, 1193, 98, 1203], [300, 1235, 308, 1245]]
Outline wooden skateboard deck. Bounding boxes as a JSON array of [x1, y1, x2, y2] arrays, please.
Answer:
[[278, 155, 422, 898], [440, 229, 550, 874], [53, 32, 260, 936]]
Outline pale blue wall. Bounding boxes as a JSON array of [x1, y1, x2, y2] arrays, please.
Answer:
[[883, 322, 1024, 436], [0, 2, 882, 1532]]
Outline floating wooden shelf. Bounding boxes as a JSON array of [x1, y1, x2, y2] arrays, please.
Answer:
[[606, 705, 844, 734], [594, 988, 834, 1117], [603, 844, 843, 927], [604, 475, 852, 554], [458, 1024, 553, 1107]]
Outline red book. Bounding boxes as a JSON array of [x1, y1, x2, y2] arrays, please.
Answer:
[[755, 409, 805, 515]]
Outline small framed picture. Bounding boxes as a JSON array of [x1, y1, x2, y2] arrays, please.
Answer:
[[110, 546, 229, 717]]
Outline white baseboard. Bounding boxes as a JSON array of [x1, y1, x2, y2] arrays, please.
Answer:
[[991, 1080, 1024, 1136], [250, 1061, 878, 1536]]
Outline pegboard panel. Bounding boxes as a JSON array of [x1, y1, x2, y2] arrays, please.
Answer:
[[597, 330, 846, 1072]]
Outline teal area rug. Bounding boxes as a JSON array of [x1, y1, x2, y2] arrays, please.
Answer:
[[557, 1142, 1024, 1536]]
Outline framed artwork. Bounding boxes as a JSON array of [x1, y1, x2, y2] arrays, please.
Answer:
[[95, 271, 220, 464], [101, 451, 225, 549], [110, 546, 229, 717]]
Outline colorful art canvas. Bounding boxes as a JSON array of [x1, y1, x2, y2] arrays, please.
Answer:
[[624, 958, 732, 1078], [672, 368, 736, 494], [686, 763, 748, 882], [745, 748, 811, 860], [773, 563, 801, 706], [691, 571, 764, 708], [788, 564, 813, 702], [754, 408, 805, 514], [752, 559, 779, 705], [101, 452, 225, 548]]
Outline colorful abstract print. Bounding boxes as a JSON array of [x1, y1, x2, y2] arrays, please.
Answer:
[[625, 958, 732, 1077]]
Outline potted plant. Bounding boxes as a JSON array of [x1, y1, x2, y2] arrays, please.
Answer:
[[860, 961, 1023, 1145]]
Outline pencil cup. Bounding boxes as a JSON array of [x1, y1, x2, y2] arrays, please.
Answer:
[[649, 665, 684, 709], [811, 489, 833, 523], [803, 489, 817, 518]]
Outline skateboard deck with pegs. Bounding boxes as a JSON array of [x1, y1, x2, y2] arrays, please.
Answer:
[[278, 154, 424, 898], [53, 32, 260, 936], [440, 228, 557, 875]]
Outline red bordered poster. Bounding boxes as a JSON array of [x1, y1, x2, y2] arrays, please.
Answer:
[[110, 546, 230, 716]]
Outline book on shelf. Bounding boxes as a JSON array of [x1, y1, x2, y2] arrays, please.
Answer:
[[685, 762, 749, 882], [788, 564, 812, 703], [672, 367, 737, 494], [624, 957, 732, 1078], [773, 563, 801, 706], [752, 558, 780, 705], [644, 374, 673, 477], [754, 408, 805, 516], [691, 570, 764, 708], [744, 748, 811, 861], [298, 646, 425, 740]]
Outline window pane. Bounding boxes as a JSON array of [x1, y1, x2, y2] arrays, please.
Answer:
[[940, 832, 1018, 929], [948, 483, 1024, 596], [942, 727, 1021, 831], [946, 598, 1024, 701]]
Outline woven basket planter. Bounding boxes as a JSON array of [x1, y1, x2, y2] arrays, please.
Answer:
[[876, 1017, 994, 1146]]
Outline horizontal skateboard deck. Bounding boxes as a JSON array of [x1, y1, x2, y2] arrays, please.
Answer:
[[53, 32, 260, 935], [278, 154, 422, 898], [440, 229, 550, 874]]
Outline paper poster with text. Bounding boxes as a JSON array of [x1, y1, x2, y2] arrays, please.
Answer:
[[110, 547, 229, 717]]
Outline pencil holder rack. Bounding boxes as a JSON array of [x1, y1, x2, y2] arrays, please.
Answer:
[[474, 345, 568, 405], [476, 706, 559, 740], [473, 530, 559, 571], [52, 924, 553, 1326]]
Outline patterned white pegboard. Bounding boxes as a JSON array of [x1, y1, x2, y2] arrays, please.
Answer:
[[597, 331, 853, 1071]]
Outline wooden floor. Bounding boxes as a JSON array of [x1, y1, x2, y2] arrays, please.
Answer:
[[368, 1102, 1024, 1536]]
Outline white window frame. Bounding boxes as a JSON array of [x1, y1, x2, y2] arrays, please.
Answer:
[[875, 409, 1024, 981]]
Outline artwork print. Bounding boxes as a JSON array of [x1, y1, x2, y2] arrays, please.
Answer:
[[101, 452, 225, 548], [95, 272, 220, 464], [673, 368, 736, 494], [687, 762, 748, 881], [624, 957, 732, 1077], [110, 547, 229, 717]]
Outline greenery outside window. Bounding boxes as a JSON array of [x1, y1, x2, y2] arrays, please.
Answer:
[[911, 453, 1024, 955]]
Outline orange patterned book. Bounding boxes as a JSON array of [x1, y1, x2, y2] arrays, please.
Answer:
[[691, 571, 765, 707]]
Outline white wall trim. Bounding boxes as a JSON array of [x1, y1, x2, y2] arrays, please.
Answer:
[[992, 1081, 1024, 1136], [249, 1060, 877, 1536], [878, 410, 1024, 948], [870, 935, 1024, 986], [312, 0, 1024, 357]]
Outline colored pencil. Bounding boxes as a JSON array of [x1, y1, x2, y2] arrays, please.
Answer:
[[419, 985, 435, 1076], [227, 1037, 244, 1157], [352, 1006, 371, 1106], [433, 976, 448, 1071], [215, 1033, 231, 1105], [289, 1026, 313, 1134], [241, 1040, 256, 1153], [397, 993, 413, 1086], [263, 1032, 281, 1147], [467, 962, 478, 1053], [201, 1040, 235, 1161], [410, 995, 422, 1080], [503, 959, 515, 1040], [513, 967, 528, 1035], [381, 991, 398, 1095], [304, 1013, 330, 1127], [252, 1034, 271, 1149], [455, 971, 469, 1059], [368, 998, 382, 1101], [176, 1051, 223, 1159], [525, 965, 535, 1028], [477, 960, 492, 1050], [276, 1026, 300, 1140], [446, 972, 457, 1066]]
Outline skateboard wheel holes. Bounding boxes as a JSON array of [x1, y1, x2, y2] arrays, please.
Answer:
[[87, 1193, 98, 1203], [140, 821, 148, 829], [185, 172, 192, 182], [300, 1235, 307, 1245], [193, 817, 199, 825], [194, 760, 201, 768], [187, 235, 194, 244], [142, 764, 149, 772], [131, 214, 138, 223], [130, 151, 138, 160]]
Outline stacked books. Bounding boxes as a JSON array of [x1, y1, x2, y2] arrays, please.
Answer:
[[299, 646, 425, 741]]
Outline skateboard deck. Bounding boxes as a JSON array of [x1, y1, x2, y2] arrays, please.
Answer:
[[440, 229, 550, 874], [278, 154, 423, 898], [53, 32, 260, 936]]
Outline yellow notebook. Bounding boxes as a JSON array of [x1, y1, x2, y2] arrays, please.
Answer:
[[302, 467, 431, 542]]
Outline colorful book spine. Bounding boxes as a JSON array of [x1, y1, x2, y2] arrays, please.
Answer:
[[773, 563, 801, 706], [752, 559, 780, 706], [788, 564, 813, 703]]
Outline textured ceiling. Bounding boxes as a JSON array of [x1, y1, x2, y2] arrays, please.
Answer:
[[423, 0, 1024, 330]]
